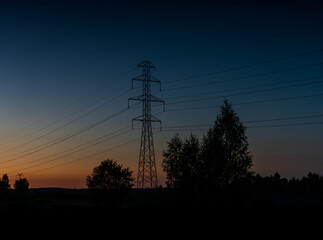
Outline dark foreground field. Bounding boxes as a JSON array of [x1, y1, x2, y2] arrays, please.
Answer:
[[1, 187, 323, 212], [2, 187, 323, 231]]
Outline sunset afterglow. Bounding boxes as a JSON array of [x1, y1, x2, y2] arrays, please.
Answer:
[[0, 0, 322, 189]]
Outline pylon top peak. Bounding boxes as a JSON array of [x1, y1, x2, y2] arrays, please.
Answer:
[[137, 60, 155, 69]]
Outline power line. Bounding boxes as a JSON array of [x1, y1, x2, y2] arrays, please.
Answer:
[[2, 67, 136, 141], [166, 79, 323, 106], [161, 121, 323, 132], [21, 134, 148, 176], [0, 87, 132, 156], [4, 114, 164, 176], [155, 23, 268, 65], [21, 130, 162, 176], [162, 48, 323, 85], [162, 113, 323, 129], [161, 120, 323, 132], [2, 124, 134, 169], [163, 76, 323, 101], [157, 22, 322, 70], [162, 62, 323, 92], [5, 127, 134, 174], [166, 92, 323, 112], [247, 121, 323, 128], [244, 114, 323, 123], [0, 107, 130, 164], [16, 111, 323, 178], [17, 84, 131, 141]]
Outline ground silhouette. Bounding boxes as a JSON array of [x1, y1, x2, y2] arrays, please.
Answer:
[[0, 171, 323, 215]]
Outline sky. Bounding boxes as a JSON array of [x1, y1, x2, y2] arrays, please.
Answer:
[[0, 0, 322, 188]]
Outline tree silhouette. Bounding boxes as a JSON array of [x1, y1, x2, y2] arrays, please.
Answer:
[[162, 134, 183, 188], [86, 159, 134, 207], [0, 174, 10, 191], [201, 99, 253, 188], [162, 99, 253, 192], [300, 172, 323, 198], [162, 134, 202, 189], [14, 174, 29, 192], [86, 159, 134, 190], [180, 134, 202, 189]]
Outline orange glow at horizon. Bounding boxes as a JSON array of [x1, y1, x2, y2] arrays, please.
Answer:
[[0, 136, 167, 189]]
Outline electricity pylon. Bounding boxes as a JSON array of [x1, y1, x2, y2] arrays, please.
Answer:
[[128, 61, 165, 188]]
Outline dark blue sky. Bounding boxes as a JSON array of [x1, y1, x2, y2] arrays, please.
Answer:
[[0, 0, 322, 187]]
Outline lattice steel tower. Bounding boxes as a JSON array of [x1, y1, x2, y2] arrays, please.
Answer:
[[128, 61, 165, 188]]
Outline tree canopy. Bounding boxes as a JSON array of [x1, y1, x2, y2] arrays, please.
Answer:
[[162, 99, 253, 190], [0, 174, 10, 191], [202, 99, 253, 187], [86, 159, 134, 191], [14, 174, 29, 192]]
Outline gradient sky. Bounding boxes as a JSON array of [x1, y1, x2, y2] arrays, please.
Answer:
[[0, 0, 322, 188]]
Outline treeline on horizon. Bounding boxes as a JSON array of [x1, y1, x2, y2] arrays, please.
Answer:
[[1, 170, 323, 209]]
